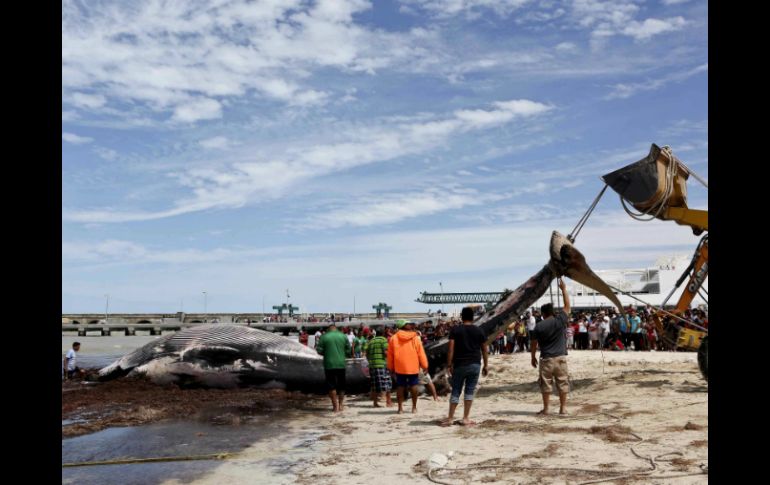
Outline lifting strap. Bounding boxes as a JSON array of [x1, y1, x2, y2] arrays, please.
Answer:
[[568, 183, 608, 242]]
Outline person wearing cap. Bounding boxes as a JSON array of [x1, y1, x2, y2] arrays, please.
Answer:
[[365, 326, 393, 407], [387, 320, 429, 414], [316, 323, 352, 413], [441, 307, 488, 427]]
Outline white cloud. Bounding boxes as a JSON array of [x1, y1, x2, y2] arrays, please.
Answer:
[[62, 110, 79, 121], [199, 136, 230, 150], [70, 92, 107, 109], [400, 0, 532, 18], [572, 0, 639, 30], [309, 188, 502, 228], [459, 204, 565, 224], [622, 17, 687, 41], [454, 100, 552, 127], [172, 98, 223, 123], [662, 0, 691, 5], [663, 119, 708, 136], [555, 42, 578, 52], [64, 211, 705, 284], [62, 132, 93, 144], [63, 240, 145, 262], [61, 0, 440, 122], [571, 1, 687, 44], [605, 63, 706, 100], [94, 147, 118, 161], [493, 99, 553, 116], [62, 239, 241, 265], [64, 98, 554, 223]]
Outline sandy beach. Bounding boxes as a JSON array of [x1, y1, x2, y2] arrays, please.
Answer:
[[63, 350, 707, 484]]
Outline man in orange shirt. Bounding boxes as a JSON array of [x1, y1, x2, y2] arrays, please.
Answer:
[[387, 320, 429, 414]]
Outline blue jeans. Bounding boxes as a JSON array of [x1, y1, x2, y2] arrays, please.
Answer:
[[450, 363, 481, 404]]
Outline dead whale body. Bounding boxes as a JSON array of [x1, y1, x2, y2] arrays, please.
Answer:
[[100, 231, 620, 394], [98, 325, 370, 393], [424, 231, 626, 378]]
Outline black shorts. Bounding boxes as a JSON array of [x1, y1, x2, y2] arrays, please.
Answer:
[[66, 367, 81, 378], [324, 368, 346, 392]]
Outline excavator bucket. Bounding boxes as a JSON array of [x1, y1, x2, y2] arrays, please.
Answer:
[[602, 144, 690, 213]]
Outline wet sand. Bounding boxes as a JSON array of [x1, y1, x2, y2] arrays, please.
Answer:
[[62, 377, 326, 438], [62, 350, 708, 484]]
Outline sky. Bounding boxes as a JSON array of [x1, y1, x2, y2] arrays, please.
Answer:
[[62, 0, 708, 314]]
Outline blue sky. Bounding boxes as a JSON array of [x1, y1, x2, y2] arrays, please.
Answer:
[[62, 0, 708, 314]]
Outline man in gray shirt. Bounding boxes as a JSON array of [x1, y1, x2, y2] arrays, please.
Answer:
[[530, 278, 571, 415]]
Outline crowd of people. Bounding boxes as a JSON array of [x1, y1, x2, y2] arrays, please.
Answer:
[[305, 300, 707, 419], [299, 304, 708, 358], [313, 308, 488, 424]]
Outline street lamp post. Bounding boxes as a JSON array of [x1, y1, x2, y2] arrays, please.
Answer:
[[104, 294, 109, 323], [203, 291, 207, 321], [439, 282, 444, 323]]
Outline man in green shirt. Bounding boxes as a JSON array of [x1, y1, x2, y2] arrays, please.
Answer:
[[316, 323, 352, 412], [364, 327, 393, 407], [355, 330, 367, 358]]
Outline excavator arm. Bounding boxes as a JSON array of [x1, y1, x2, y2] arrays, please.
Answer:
[[663, 207, 708, 234], [602, 143, 708, 379], [651, 234, 708, 351]]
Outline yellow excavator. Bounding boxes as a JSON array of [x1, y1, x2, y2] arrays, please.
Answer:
[[601, 144, 708, 380]]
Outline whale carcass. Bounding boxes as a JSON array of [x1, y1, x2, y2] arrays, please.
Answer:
[[98, 325, 370, 392], [99, 231, 622, 393]]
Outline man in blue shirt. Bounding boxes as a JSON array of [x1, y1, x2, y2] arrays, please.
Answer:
[[628, 309, 642, 351], [618, 311, 630, 350]]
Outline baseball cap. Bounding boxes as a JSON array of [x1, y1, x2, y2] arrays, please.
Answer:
[[396, 319, 407, 329]]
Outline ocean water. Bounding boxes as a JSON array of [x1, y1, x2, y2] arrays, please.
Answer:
[[62, 335, 162, 369], [62, 418, 320, 485]]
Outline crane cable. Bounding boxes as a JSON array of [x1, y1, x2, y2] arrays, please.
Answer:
[[569, 184, 609, 242]]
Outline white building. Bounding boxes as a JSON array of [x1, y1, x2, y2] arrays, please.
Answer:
[[532, 254, 708, 312]]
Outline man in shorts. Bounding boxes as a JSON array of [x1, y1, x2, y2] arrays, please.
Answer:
[[441, 307, 488, 426], [316, 323, 352, 412], [530, 278, 571, 415], [63, 341, 85, 381], [365, 327, 393, 407], [418, 369, 439, 401], [387, 320, 428, 414]]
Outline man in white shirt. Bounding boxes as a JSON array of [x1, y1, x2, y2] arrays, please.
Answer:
[[600, 312, 611, 348], [63, 342, 85, 380], [346, 329, 355, 350], [526, 312, 537, 351]]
